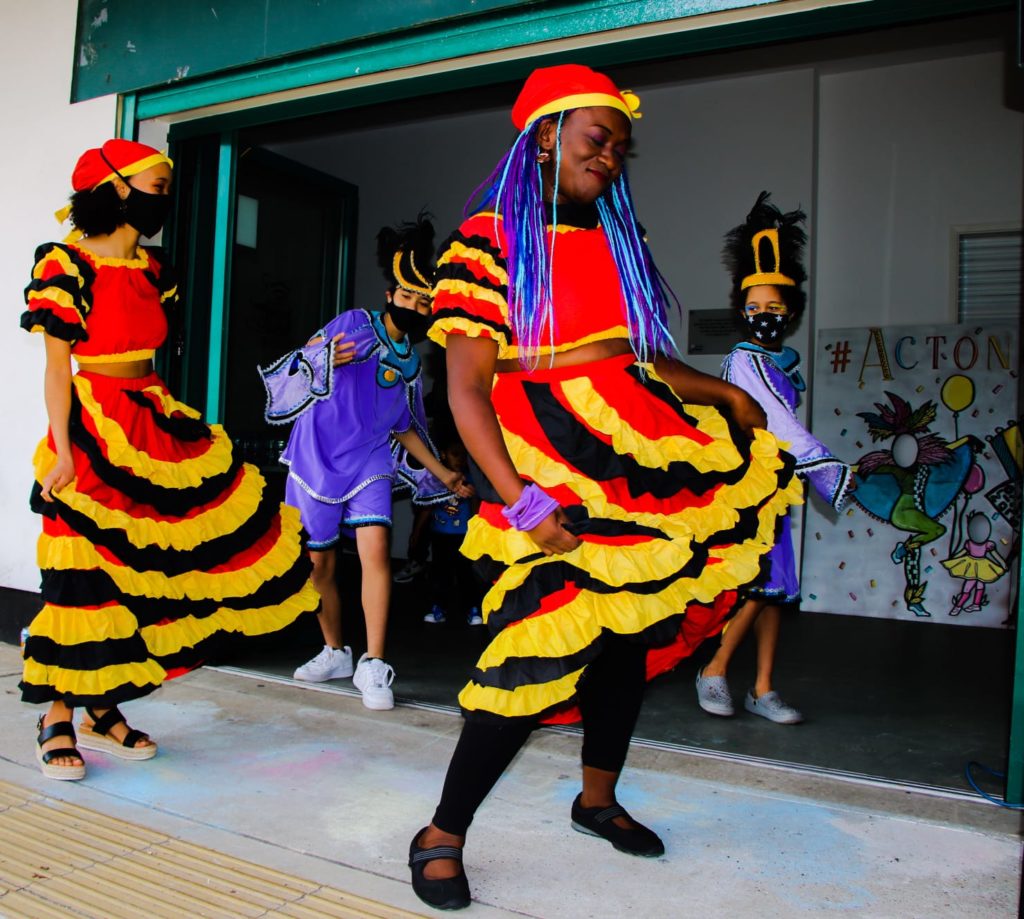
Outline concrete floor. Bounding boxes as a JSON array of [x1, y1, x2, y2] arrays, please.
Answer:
[[1, 644, 1020, 918]]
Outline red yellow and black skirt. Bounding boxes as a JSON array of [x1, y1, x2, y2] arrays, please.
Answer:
[[20, 370, 319, 707], [457, 353, 803, 723]]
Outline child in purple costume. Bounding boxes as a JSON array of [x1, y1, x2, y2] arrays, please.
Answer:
[[695, 192, 853, 725], [260, 216, 469, 710]]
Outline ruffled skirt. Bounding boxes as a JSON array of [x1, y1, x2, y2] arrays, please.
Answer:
[[21, 370, 319, 706], [457, 354, 802, 722]]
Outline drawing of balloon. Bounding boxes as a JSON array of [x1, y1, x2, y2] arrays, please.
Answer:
[[941, 374, 974, 412], [964, 463, 986, 495], [941, 374, 975, 439]]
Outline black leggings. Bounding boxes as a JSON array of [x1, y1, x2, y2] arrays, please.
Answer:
[[432, 633, 648, 836]]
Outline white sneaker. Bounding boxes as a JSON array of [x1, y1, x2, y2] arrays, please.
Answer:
[[352, 653, 395, 710], [293, 645, 354, 682]]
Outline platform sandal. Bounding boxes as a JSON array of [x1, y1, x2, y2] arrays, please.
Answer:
[[78, 707, 157, 761], [408, 827, 471, 911], [35, 716, 86, 781]]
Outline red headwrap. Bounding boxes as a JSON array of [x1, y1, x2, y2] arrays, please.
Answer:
[[55, 140, 173, 239], [510, 64, 642, 131], [71, 139, 173, 192]]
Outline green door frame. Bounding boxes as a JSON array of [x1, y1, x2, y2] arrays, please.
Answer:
[[113, 0, 1023, 803]]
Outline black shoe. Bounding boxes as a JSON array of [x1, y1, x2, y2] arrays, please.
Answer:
[[408, 827, 471, 910], [570, 793, 665, 857]]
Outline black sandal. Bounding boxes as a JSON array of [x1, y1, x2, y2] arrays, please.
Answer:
[[570, 793, 665, 857], [78, 706, 157, 761], [35, 716, 86, 781], [408, 827, 471, 911]]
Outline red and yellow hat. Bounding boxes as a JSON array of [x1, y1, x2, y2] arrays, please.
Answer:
[[511, 64, 642, 131], [71, 139, 173, 192], [56, 140, 174, 236]]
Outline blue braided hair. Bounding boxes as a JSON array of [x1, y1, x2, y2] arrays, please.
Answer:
[[466, 109, 679, 369]]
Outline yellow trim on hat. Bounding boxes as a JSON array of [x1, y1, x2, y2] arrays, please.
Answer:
[[91, 152, 175, 191], [392, 250, 433, 297], [740, 229, 796, 290], [523, 90, 642, 128]]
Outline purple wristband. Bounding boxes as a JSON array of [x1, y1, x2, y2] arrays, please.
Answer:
[[501, 483, 560, 531]]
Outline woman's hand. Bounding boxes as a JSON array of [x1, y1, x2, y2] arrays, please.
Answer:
[[40, 453, 75, 502], [527, 507, 581, 557], [726, 390, 767, 439]]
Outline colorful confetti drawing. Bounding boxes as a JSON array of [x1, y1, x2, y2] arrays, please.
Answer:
[[803, 323, 1019, 628]]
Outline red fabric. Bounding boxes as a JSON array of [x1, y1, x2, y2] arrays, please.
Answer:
[[511, 64, 629, 129], [68, 246, 168, 359], [71, 140, 165, 191]]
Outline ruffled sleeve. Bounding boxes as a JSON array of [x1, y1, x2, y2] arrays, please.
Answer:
[[724, 349, 853, 510], [21, 243, 95, 343], [429, 212, 513, 357], [142, 246, 179, 311]]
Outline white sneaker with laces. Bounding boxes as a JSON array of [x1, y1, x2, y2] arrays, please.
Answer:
[[353, 653, 395, 710], [293, 645, 354, 682]]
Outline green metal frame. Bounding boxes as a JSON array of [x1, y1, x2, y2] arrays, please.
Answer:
[[206, 133, 237, 424], [113, 0, 1022, 802]]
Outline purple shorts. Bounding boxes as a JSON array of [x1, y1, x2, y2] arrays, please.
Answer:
[[286, 475, 393, 549]]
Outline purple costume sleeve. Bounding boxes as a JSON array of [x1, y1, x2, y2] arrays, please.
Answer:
[[280, 310, 417, 503], [258, 337, 335, 424], [724, 350, 852, 510]]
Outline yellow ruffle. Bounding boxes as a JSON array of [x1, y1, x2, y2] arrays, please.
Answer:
[[34, 442, 267, 552], [456, 479, 798, 719], [27, 285, 86, 326], [459, 667, 585, 719], [558, 373, 743, 472], [73, 375, 233, 488], [470, 425, 796, 561], [437, 238, 509, 286], [139, 581, 320, 657], [29, 602, 141, 645], [434, 277, 509, 314], [21, 658, 168, 699], [37, 502, 309, 602], [428, 314, 508, 350]]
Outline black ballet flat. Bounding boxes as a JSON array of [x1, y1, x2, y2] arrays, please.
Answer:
[[408, 827, 471, 911], [570, 793, 665, 857]]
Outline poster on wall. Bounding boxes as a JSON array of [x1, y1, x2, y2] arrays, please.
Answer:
[[802, 323, 1020, 627]]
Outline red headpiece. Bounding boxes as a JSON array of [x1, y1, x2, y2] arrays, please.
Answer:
[[71, 139, 173, 192], [510, 64, 642, 131]]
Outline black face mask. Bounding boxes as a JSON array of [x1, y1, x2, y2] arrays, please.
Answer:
[[387, 303, 432, 344], [122, 186, 172, 238], [745, 312, 789, 346]]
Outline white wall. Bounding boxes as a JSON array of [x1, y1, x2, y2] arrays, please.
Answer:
[[0, 2, 117, 590], [815, 51, 1023, 328]]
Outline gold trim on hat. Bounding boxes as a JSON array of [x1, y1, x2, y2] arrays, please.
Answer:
[[392, 250, 432, 297], [740, 229, 796, 290]]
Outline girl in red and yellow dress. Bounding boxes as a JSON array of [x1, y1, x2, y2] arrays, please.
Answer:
[[21, 140, 319, 780], [408, 65, 802, 910]]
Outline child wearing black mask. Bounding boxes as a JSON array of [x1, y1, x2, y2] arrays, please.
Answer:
[[694, 192, 854, 726], [260, 214, 470, 710]]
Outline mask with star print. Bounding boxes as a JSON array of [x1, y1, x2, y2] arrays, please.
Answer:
[[745, 312, 789, 345]]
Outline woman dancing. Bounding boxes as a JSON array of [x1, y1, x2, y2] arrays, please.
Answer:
[[407, 65, 801, 909]]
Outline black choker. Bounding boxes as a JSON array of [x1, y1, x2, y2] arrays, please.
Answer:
[[543, 201, 599, 229]]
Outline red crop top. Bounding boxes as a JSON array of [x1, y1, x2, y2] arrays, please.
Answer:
[[429, 211, 629, 361], [21, 242, 177, 363]]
